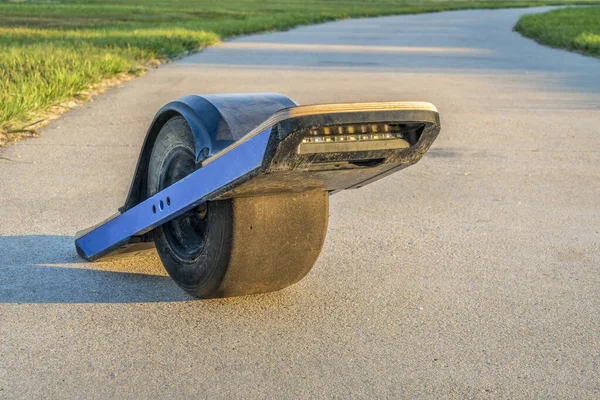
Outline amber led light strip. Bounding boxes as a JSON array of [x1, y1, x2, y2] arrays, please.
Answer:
[[298, 123, 411, 154]]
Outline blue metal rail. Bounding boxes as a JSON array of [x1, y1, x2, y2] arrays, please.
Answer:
[[75, 127, 272, 261]]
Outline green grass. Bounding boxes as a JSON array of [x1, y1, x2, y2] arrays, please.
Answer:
[[515, 7, 600, 57], [1, 0, 600, 138]]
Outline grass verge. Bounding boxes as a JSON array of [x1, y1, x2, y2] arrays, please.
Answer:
[[515, 6, 600, 57], [2, 0, 600, 145]]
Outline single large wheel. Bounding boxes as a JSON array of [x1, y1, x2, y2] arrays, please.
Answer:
[[147, 117, 234, 298], [147, 116, 329, 298]]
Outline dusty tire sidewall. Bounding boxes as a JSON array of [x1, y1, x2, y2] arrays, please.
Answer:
[[147, 116, 232, 297]]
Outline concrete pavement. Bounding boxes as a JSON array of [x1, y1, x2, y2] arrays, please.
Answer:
[[1, 7, 599, 398]]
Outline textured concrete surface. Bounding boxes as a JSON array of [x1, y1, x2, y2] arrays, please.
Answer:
[[1, 7, 599, 399]]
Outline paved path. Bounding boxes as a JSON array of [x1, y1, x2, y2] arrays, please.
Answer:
[[1, 7, 599, 398]]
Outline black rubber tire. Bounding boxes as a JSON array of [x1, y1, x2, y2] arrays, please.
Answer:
[[147, 116, 233, 298]]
